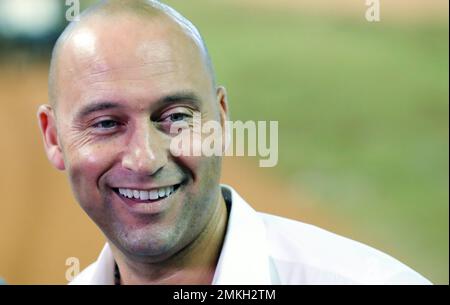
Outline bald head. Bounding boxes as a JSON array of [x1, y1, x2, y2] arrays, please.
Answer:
[[49, 0, 215, 107]]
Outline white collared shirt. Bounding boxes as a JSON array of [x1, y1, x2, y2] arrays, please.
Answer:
[[70, 185, 431, 285]]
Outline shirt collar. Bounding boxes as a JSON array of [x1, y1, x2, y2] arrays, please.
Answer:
[[90, 242, 115, 285], [212, 184, 272, 284], [89, 184, 272, 285]]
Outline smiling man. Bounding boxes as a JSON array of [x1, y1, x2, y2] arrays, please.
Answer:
[[38, 0, 431, 285]]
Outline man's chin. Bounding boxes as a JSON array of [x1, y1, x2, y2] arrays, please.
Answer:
[[109, 227, 183, 262]]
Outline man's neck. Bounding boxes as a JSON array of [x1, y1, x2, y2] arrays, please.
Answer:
[[110, 192, 229, 285]]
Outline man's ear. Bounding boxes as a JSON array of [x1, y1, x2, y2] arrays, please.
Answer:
[[216, 86, 229, 154], [37, 105, 65, 170]]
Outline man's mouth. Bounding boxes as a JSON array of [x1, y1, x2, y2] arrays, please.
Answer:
[[114, 184, 182, 203]]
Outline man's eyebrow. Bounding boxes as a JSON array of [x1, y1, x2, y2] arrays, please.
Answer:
[[155, 91, 202, 107], [74, 91, 202, 120], [75, 102, 123, 120]]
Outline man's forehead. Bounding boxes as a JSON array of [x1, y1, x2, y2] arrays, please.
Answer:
[[63, 30, 182, 80], [62, 15, 193, 66], [55, 17, 205, 97], [49, 1, 216, 110], [55, 21, 211, 116]]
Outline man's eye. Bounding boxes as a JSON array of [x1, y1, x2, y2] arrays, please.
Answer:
[[168, 113, 191, 122], [92, 120, 119, 129], [156, 109, 194, 134]]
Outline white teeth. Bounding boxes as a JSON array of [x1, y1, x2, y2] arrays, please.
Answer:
[[149, 190, 159, 200], [118, 185, 177, 201], [133, 190, 140, 199], [139, 191, 149, 201]]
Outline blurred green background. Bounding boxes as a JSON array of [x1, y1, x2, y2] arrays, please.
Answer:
[[0, 0, 448, 284], [166, 0, 449, 283]]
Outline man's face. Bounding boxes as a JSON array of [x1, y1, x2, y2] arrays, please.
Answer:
[[48, 16, 226, 261]]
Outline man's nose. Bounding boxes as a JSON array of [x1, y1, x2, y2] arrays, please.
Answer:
[[121, 123, 167, 176]]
